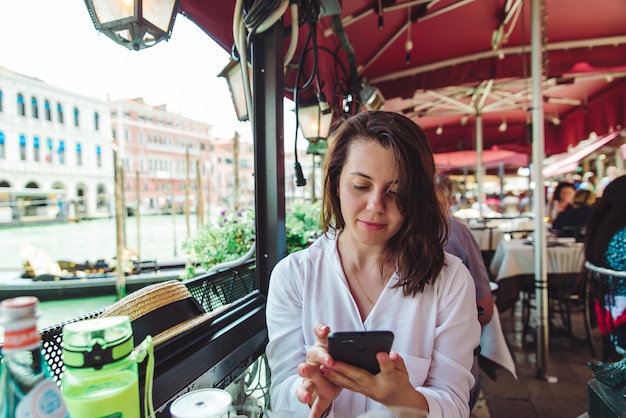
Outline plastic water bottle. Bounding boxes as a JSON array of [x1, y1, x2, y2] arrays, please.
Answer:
[[0, 296, 70, 418], [60, 316, 151, 418]]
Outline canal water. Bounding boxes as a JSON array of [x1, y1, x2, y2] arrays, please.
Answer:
[[0, 213, 216, 331]]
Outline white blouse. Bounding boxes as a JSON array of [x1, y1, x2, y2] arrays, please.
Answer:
[[266, 233, 481, 418]]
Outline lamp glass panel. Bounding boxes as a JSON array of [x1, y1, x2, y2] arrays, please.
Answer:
[[318, 110, 333, 139], [226, 62, 252, 121], [298, 104, 320, 139], [142, 0, 177, 32], [92, 0, 134, 24], [298, 105, 333, 140]]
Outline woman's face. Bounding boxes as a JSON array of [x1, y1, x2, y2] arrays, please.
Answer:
[[559, 186, 576, 205], [338, 140, 405, 248]]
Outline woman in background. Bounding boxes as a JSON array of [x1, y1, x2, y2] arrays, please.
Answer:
[[552, 188, 596, 238], [547, 181, 576, 222], [584, 175, 626, 354]]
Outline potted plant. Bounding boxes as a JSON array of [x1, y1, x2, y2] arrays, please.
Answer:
[[182, 200, 321, 278]]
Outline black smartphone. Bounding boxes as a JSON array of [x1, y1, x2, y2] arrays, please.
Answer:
[[327, 331, 394, 374]]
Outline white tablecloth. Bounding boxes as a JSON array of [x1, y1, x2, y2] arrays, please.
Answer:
[[480, 309, 517, 378], [489, 239, 585, 282], [469, 228, 505, 251]]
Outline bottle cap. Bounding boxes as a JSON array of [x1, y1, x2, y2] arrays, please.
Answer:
[[62, 316, 134, 369], [0, 296, 39, 324]]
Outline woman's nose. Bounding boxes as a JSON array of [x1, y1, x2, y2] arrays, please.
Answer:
[[366, 191, 385, 212]]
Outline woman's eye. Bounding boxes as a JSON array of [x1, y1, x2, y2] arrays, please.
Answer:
[[353, 184, 368, 191], [387, 189, 398, 195]]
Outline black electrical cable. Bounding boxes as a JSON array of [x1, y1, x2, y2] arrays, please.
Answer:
[[292, 25, 316, 187]]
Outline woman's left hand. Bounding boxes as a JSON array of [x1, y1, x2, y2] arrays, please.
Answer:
[[323, 350, 428, 411]]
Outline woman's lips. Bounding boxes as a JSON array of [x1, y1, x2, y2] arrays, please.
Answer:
[[360, 220, 385, 230]]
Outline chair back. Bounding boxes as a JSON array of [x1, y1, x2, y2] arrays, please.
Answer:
[[584, 261, 626, 361]]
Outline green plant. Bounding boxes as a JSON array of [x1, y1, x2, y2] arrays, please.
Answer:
[[182, 200, 321, 277]]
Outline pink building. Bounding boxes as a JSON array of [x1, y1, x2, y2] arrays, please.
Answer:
[[111, 98, 255, 218]]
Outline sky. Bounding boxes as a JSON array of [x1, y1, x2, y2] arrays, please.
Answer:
[[0, 0, 298, 145]]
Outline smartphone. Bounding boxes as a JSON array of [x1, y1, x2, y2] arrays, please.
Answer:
[[327, 331, 394, 374]]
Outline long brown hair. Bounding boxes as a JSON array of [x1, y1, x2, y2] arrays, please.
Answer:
[[585, 175, 626, 266], [321, 111, 448, 295]]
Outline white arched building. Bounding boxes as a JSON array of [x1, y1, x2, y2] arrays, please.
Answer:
[[0, 66, 114, 223]]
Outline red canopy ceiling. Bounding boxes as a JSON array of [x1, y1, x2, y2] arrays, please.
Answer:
[[179, 0, 626, 156]]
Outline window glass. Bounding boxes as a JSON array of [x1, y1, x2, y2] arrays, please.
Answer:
[[58, 140, 65, 164], [46, 138, 53, 163], [0, 132, 5, 159], [17, 93, 25, 116], [31, 96, 39, 119], [19, 134, 26, 160], [33, 136, 40, 162], [44, 100, 51, 120], [57, 103, 64, 124]]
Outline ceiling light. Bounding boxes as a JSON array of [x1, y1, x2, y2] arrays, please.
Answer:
[[498, 119, 507, 132]]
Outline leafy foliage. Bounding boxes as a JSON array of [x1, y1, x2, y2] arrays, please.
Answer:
[[182, 200, 321, 277]]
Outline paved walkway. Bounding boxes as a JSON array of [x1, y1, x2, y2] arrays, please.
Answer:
[[473, 300, 599, 418]]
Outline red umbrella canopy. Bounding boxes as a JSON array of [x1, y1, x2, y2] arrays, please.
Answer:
[[179, 0, 626, 155]]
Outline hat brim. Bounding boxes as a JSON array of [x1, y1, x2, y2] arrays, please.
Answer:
[[99, 280, 230, 346]]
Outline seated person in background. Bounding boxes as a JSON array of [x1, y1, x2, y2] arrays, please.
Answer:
[[547, 181, 576, 222], [584, 175, 626, 354], [551, 189, 596, 238], [266, 111, 480, 418], [435, 173, 495, 410]]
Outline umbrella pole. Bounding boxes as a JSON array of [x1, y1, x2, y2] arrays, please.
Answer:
[[476, 113, 484, 219], [531, 0, 555, 382]]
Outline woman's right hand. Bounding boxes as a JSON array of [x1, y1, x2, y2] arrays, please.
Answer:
[[296, 322, 342, 418]]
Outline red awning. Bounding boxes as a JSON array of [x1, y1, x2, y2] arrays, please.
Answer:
[[542, 130, 622, 177]]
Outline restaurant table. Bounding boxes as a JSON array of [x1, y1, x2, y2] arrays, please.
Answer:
[[489, 238, 585, 313], [490, 238, 584, 282], [469, 227, 505, 251]]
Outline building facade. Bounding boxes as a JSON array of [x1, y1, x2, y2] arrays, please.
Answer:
[[111, 98, 254, 220], [0, 66, 114, 223]]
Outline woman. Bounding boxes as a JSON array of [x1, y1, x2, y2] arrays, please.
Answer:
[[547, 181, 576, 222], [266, 112, 480, 418], [585, 175, 626, 353], [551, 188, 596, 238]]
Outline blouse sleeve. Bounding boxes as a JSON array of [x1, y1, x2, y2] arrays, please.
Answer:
[[265, 254, 312, 417], [417, 259, 480, 418]]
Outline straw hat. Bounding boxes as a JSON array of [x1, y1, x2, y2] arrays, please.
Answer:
[[99, 280, 229, 346]]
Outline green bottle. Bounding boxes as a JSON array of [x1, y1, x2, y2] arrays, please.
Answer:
[[61, 316, 140, 418]]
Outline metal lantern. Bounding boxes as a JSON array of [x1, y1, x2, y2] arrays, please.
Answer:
[[84, 0, 180, 51], [219, 59, 252, 122], [297, 99, 333, 142]]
